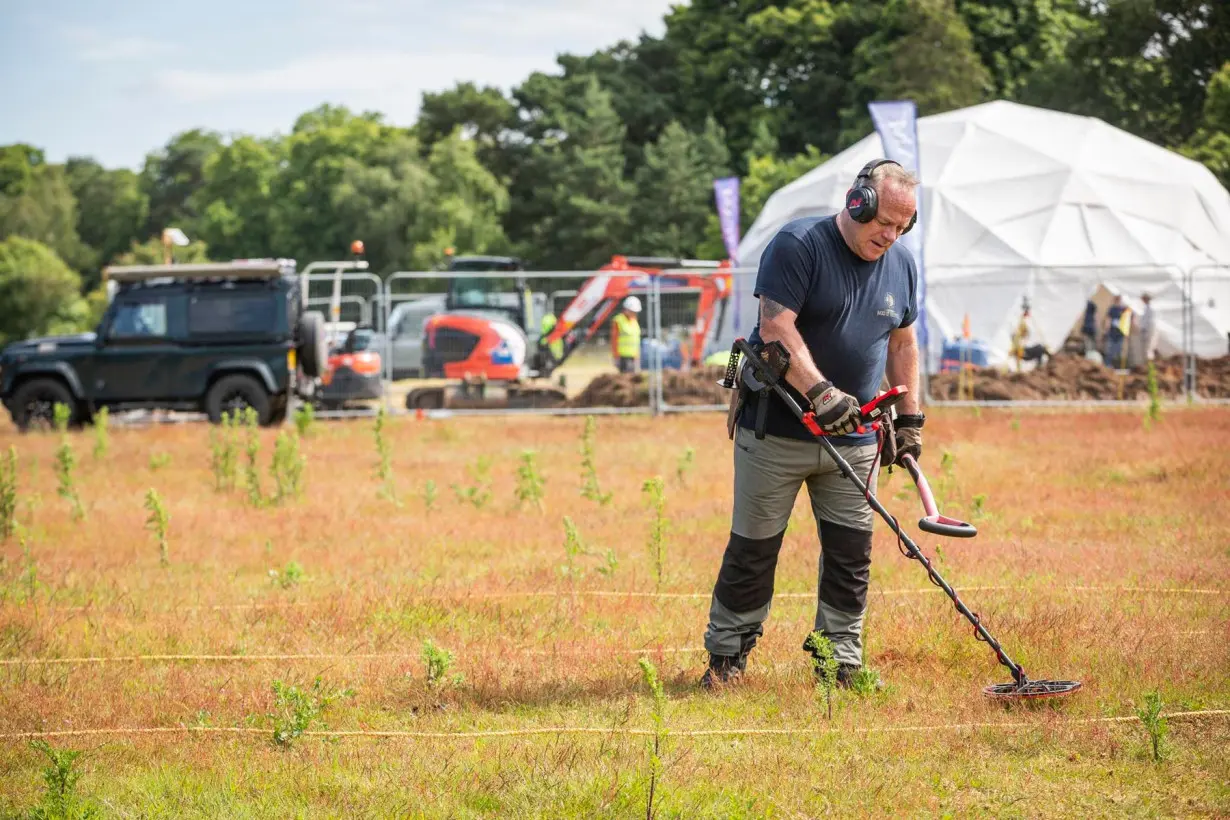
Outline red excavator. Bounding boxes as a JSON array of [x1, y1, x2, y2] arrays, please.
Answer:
[[404, 255, 732, 410], [537, 255, 732, 373]]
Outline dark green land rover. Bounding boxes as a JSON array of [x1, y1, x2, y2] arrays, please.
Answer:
[[0, 260, 328, 430]]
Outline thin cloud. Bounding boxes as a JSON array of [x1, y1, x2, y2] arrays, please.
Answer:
[[63, 26, 174, 62], [155, 51, 550, 103]]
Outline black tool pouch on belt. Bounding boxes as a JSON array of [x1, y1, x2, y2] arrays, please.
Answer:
[[720, 340, 790, 441]]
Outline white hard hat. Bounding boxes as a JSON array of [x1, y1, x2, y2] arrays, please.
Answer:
[[623, 296, 642, 313]]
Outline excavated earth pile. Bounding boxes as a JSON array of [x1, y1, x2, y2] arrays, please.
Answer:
[[567, 355, 1230, 407], [569, 366, 730, 408], [929, 354, 1230, 401]]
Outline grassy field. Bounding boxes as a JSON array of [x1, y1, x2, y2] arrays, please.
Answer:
[[0, 404, 1227, 817]]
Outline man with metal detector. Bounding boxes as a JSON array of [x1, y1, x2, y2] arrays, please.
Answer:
[[703, 159, 925, 690]]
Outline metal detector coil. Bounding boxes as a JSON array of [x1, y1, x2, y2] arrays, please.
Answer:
[[722, 337, 1082, 702]]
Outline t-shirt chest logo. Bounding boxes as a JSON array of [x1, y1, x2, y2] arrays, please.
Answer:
[[877, 292, 900, 323]]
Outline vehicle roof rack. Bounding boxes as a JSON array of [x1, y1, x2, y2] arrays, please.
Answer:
[[102, 260, 296, 283]]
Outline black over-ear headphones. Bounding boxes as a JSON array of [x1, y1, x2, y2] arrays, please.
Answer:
[[845, 158, 917, 234]]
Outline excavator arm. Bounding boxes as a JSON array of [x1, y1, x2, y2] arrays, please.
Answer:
[[534, 256, 731, 376]]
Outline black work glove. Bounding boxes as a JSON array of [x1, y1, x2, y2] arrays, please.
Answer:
[[807, 380, 861, 436], [878, 412, 897, 469], [893, 413, 924, 466]]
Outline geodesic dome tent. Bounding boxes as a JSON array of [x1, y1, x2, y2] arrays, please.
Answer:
[[723, 100, 1230, 368]]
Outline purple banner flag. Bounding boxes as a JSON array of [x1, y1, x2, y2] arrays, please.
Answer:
[[868, 100, 928, 370], [713, 176, 740, 264]]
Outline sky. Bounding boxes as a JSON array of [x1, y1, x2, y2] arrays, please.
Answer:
[[0, 0, 679, 170]]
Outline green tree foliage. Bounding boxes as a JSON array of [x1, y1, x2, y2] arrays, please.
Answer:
[[556, 36, 686, 171], [839, 0, 993, 144], [0, 144, 44, 195], [661, 0, 788, 167], [0, 148, 93, 272], [139, 128, 224, 234], [413, 130, 511, 268], [955, 0, 1095, 99], [0, 237, 84, 345], [1019, 0, 1229, 149], [0, 0, 1226, 332], [268, 105, 398, 266], [695, 136, 830, 260], [416, 82, 517, 174], [521, 77, 634, 270], [190, 136, 279, 261], [64, 158, 149, 288], [631, 119, 732, 258], [1179, 61, 1230, 189], [328, 127, 511, 272]]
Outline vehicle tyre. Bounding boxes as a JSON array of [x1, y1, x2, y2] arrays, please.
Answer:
[[10, 378, 79, 432], [205, 374, 273, 426], [297, 311, 328, 378], [405, 387, 443, 410], [268, 394, 289, 426]]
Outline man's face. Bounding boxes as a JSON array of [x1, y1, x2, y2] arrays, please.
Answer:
[[850, 181, 917, 262]]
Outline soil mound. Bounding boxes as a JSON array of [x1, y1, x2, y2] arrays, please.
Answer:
[[567, 355, 1230, 407], [569, 366, 730, 408], [929, 354, 1230, 401]]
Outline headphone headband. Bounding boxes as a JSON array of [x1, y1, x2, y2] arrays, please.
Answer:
[[845, 158, 917, 234], [855, 159, 903, 188]]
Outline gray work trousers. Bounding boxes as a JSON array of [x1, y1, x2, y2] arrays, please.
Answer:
[[704, 425, 879, 668]]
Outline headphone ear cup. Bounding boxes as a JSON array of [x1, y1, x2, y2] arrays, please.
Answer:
[[902, 210, 918, 234], [846, 185, 877, 223]]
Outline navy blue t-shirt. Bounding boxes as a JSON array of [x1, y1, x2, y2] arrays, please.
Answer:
[[739, 215, 919, 444]]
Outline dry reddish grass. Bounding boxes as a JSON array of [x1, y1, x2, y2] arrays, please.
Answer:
[[0, 406, 1227, 816]]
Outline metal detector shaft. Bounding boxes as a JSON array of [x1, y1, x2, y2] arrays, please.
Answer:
[[727, 338, 1028, 686], [812, 434, 1027, 686]]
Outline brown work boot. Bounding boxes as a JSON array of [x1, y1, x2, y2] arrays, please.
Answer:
[[699, 653, 746, 690]]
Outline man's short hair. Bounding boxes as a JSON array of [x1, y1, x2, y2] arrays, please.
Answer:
[[868, 162, 920, 195]]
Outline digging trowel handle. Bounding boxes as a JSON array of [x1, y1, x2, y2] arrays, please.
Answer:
[[900, 454, 978, 539]]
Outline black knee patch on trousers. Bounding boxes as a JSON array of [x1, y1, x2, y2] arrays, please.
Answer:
[[713, 529, 786, 613], [818, 519, 873, 613]]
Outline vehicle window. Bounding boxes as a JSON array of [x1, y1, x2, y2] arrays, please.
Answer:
[[189, 293, 277, 335], [346, 329, 375, 353], [399, 301, 441, 335], [110, 301, 168, 338]]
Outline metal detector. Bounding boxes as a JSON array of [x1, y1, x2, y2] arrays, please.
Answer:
[[721, 338, 1081, 702]]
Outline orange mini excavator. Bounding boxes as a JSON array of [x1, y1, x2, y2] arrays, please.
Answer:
[[403, 255, 732, 410]]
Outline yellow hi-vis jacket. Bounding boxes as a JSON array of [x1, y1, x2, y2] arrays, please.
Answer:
[[540, 313, 564, 359], [613, 312, 641, 359]]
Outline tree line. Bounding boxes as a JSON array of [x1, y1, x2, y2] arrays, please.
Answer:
[[1, 0, 1227, 344]]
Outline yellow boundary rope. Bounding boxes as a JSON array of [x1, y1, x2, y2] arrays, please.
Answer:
[[0, 647, 708, 666], [5, 632, 1219, 668], [10, 584, 1225, 614], [2, 710, 1227, 742]]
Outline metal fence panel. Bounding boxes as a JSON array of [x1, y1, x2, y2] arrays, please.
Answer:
[[653, 266, 748, 414], [377, 269, 655, 416], [924, 264, 1192, 404], [303, 271, 384, 346], [302, 270, 387, 413], [1187, 265, 1230, 402], [294, 261, 1227, 420]]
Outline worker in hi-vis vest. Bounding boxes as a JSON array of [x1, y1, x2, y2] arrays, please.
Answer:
[[612, 296, 642, 374], [540, 312, 565, 362]]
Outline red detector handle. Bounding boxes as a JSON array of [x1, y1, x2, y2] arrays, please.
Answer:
[[802, 385, 909, 437]]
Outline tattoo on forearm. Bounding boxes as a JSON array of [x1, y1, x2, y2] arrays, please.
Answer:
[[761, 298, 787, 320]]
